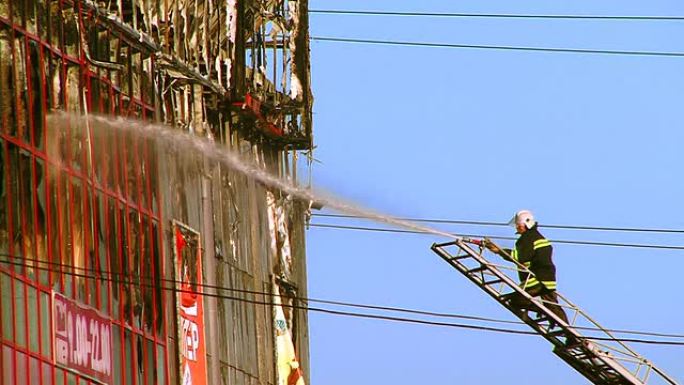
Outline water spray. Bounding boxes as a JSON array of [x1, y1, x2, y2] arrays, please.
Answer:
[[48, 113, 458, 240]]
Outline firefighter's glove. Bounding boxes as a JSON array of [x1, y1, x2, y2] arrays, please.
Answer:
[[483, 238, 502, 255]]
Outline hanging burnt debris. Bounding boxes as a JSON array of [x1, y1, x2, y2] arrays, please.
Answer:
[[123, 0, 312, 148], [46, 0, 314, 148]]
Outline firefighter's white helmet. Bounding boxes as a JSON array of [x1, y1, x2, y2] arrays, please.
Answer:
[[509, 210, 536, 230]]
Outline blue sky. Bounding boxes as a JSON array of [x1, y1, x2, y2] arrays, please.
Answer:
[[304, 1, 684, 384]]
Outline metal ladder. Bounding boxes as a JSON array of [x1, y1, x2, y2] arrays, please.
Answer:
[[431, 239, 679, 385]]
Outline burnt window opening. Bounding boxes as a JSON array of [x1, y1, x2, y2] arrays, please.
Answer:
[[147, 137, 159, 213], [7, 144, 35, 275], [119, 44, 131, 96], [46, 53, 63, 111], [139, 137, 149, 209], [25, 0, 38, 35], [48, 1, 62, 49], [131, 49, 142, 100], [36, 0, 47, 41], [0, 0, 8, 20], [141, 215, 154, 334], [108, 196, 122, 319], [28, 40, 45, 150], [127, 209, 143, 329], [95, 192, 110, 314], [65, 64, 83, 169], [152, 221, 164, 335], [89, 76, 101, 113], [124, 131, 140, 205], [0, 139, 7, 262], [14, 35, 29, 142], [119, 205, 131, 322], [0, 27, 16, 136], [62, 7, 79, 58], [57, 163, 73, 298], [47, 164, 60, 288], [69, 178, 86, 302], [34, 158, 48, 286]]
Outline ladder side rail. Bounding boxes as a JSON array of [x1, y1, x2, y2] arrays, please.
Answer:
[[587, 340, 659, 384], [433, 243, 567, 340], [456, 250, 647, 385], [432, 242, 524, 298], [434, 251, 520, 301], [437, 243, 579, 342], [456, 240, 537, 292], [491, 244, 652, 381], [556, 292, 642, 358], [454, 242, 654, 385], [553, 349, 642, 385], [554, 294, 679, 385], [438, 241, 578, 332], [551, 293, 661, 381], [432, 238, 677, 385], [477, 241, 649, 364], [586, 349, 652, 385], [481, 244, 678, 385], [652, 366, 680, 385], [590, 339, 645, 361], [454, 241, 553, 304], [473, 243, 588, 335]]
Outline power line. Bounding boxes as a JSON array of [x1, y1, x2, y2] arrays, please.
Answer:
[[311, 36, 684, 58], [311, 309, 684, 346], [309, 223, 684, 250], [2, 253, 684, 343], [310, 9, 684, 21], [0, 253, 534, 337], [313, 213, 684, 234], [312, 297, 684, 340]]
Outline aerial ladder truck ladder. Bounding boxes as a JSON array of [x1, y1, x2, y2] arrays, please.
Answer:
[[431, 239, 679, 385]]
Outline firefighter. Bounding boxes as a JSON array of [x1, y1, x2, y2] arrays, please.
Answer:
[[483, 210, 569, 325]]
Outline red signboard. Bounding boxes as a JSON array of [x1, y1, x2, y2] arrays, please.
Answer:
[[174, 223, 208, 385], [53, 292, 113, 384]]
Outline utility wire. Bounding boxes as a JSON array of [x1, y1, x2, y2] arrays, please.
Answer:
[[309, 223, 684, 250], [310, 9, 684, 21], [313, 296, 684, 340], [0, 254, 534, 337], [313, 213, 684, 234], [2, 253, 684, 343], [311, 36, 684, 58]]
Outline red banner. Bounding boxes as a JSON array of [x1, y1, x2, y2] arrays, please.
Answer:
[[174, 225, 207, 385], [53, 292, 113, 384]]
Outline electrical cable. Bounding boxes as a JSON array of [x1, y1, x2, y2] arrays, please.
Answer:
[[2, 253, 683, 343], [308, 223, 684, 250], [312, 213, 684, 234], [311, 36, 684, 58], [311, 296, 684, 340], [310, 9, 684, 21], [0, 253, 536, 337]]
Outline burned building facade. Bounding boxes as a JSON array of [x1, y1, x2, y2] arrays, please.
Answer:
[[0, 1, 312, 385]]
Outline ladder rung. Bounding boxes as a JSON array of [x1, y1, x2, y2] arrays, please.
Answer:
[[483, 279, 503, 286], [466, 266, 489, 274], [447, 254, 471, 261]]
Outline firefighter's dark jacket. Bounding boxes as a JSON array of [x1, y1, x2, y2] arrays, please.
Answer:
[[502, 225, 557, 291]]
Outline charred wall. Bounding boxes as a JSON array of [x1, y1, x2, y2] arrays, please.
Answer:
[[0, 0, 313, 384]]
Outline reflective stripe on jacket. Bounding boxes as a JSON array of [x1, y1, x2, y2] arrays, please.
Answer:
[[511, 226, 557, 291]]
